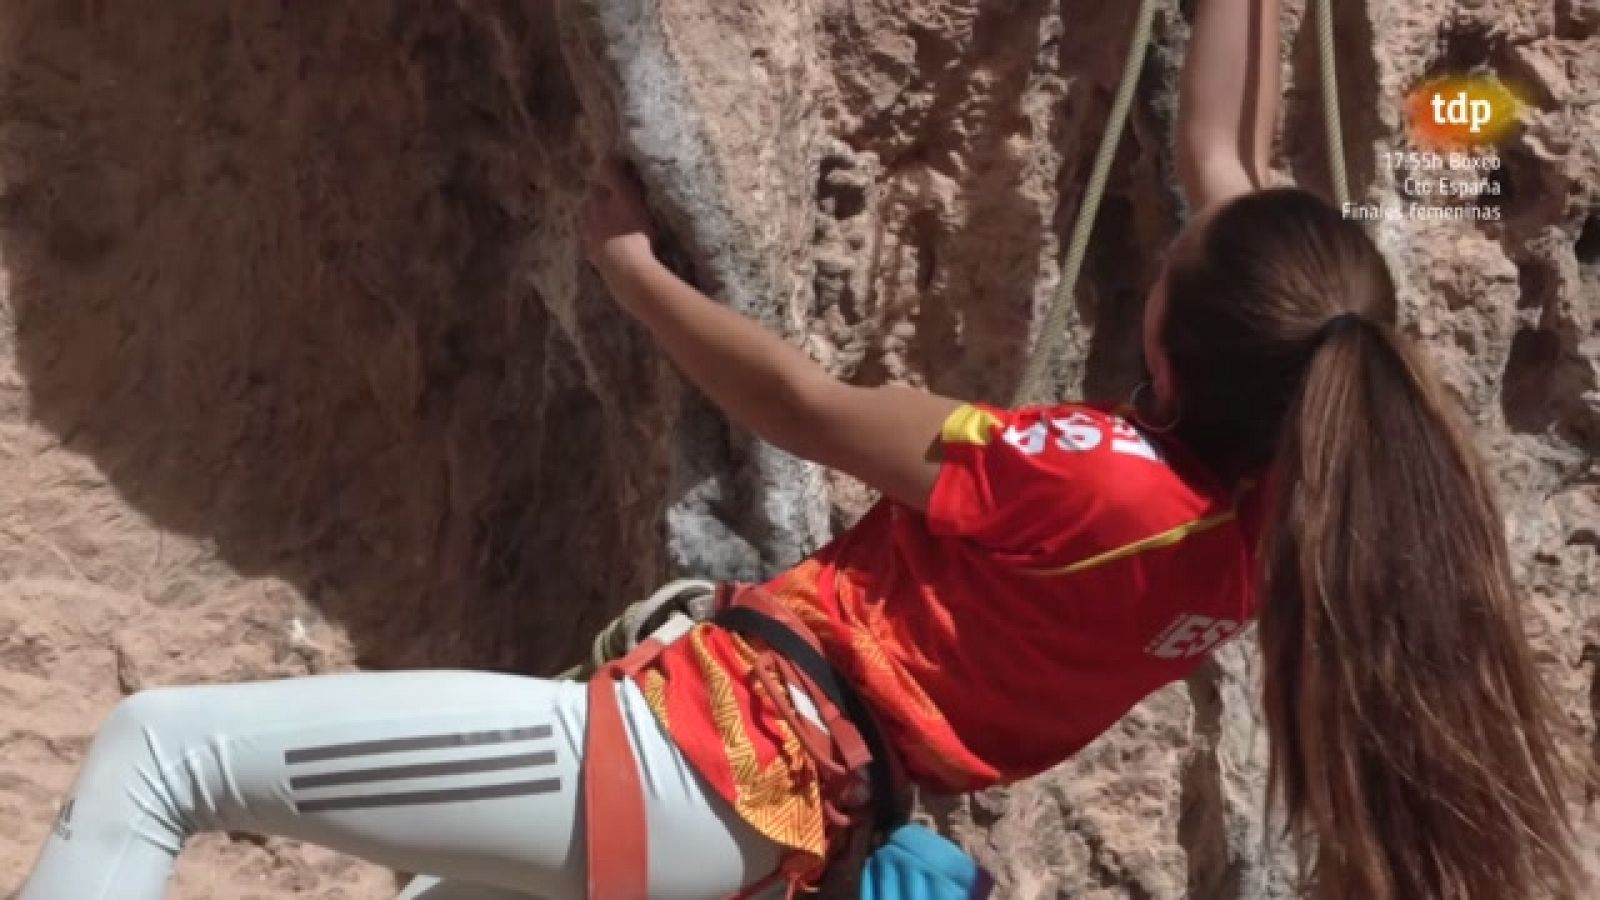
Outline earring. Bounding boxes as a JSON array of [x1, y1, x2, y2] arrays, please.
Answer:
[[1130, 380, 1181, 433]]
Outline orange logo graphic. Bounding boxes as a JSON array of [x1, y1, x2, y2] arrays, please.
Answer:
[[1405, 74, 1526, 149]]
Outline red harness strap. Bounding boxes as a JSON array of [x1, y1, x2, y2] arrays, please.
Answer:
[[582, 638, 664, 900]]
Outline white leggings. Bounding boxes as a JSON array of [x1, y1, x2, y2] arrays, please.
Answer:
[[19, 671, 784, 900]]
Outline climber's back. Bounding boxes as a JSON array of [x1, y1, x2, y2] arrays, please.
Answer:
[[784, 400, 1268, 786], [644, 399, 1268, 800]]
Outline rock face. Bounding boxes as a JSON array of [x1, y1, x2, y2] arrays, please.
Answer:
[[0, 1, 1595, 897]]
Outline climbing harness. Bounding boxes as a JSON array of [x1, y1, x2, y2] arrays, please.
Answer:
[[567, 579, 993, 899], [579, 582, 920, 899]]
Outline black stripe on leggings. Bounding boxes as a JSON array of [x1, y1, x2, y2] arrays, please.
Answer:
[[289, 750, 558, 791], [284, 724, 552, 765], [293, 778, 562, 813]]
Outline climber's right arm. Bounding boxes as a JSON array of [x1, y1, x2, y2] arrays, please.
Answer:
[[582, 159, 959, 512], [1177, 0, 1280, 210]]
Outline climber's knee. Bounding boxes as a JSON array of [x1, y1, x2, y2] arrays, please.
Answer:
[[84, 687, 211, 845], [96, 687, 192, 759]]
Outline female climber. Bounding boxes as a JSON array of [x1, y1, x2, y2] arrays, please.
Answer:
[[17, 0, 1587, 897]]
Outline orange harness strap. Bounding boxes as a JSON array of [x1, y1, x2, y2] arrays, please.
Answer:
[[582, 638, 665, 900]]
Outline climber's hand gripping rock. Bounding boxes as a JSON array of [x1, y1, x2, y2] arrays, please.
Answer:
[[580, 155, 655, 273]]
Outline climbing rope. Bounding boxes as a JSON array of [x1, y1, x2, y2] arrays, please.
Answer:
[[555, 578, 717, 680], [1012, 0, 1159, 407], [1315, 0, 1350, 207]]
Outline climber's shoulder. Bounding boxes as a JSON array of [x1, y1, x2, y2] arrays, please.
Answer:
[[924, 400, 1213, 554]]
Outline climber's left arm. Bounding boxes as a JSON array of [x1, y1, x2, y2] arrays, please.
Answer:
[[582, 159, 959, 511]]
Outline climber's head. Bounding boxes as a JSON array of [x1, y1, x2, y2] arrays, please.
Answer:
[[1147, 187, 1586, 900], [1144, 187, 1396, 481]]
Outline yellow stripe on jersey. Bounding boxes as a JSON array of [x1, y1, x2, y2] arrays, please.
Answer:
[[941, 404, 1003, 446], [1032, 508, 1238, 575]]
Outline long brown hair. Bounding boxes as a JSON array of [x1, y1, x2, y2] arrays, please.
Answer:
[[1160, 188, 1586, 898]]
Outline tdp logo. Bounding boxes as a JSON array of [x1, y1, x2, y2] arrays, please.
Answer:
[[1430, 90, 1491, 133], [1405, 74, 1525, 149]]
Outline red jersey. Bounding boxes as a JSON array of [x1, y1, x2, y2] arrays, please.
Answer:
[[635, 401, 1267, 864]]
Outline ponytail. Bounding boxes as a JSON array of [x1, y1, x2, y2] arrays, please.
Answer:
[[1258, 317, 1585, 899], [1158, 188, 1586, 898]]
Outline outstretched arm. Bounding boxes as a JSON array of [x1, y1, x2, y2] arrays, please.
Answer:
[[1178, 0, 1281, 210], [581, 160, 960, 511]]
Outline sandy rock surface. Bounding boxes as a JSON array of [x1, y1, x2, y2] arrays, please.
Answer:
[[2, 1, 1597, 897]]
